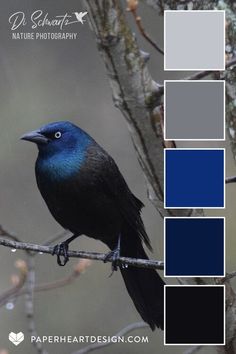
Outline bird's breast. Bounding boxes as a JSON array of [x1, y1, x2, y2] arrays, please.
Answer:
[[35, 157, 122, 242], [36, 152, 85, 182]]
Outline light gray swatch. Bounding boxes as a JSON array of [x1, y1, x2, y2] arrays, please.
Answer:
[[165, 11, 225, 70]]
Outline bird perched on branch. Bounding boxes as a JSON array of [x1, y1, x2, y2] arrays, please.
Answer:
[[21, 121, 165, 330]]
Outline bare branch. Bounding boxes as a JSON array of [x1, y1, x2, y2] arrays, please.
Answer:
[[0, 260, 92, 308], [140, 0, 160, 11], [24, 254, 48, 354], [31, 260, 92, 293], [127, 1, 164, 55], [183, 346, 203, 354], [226, 176, 236, 184], [71, 322, 148, 354], [222, 271, 236, 283], [184, 56, 236, 81], [0, 260, 27, 307], [0, 237, 164, 270], [0, 225, 68, 252], [0, 225, 23, 244]]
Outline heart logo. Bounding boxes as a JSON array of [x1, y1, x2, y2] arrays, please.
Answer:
[[8, 332, 24, 346]]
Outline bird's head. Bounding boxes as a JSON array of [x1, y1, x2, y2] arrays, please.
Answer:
[[21, 121, 92, 157]]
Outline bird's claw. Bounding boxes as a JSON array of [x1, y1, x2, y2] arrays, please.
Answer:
[[52, 242, 69, 266], [104, 249, 120, 276]]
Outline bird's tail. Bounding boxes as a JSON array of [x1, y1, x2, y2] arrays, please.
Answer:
[[119, 231, 165, 330]]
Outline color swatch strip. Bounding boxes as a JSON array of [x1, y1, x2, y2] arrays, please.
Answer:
[[163, 9, 226, 346]]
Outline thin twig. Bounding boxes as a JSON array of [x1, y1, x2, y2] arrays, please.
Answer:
[[127, 1, 164, 55], [0, 260, 28, 307], [29, 260, 92, 293], [0, 260, 92, 307], [183, 346, 203, 354], [226, 176, 236, 184], [222, 271, 236, 283], [71, 322, 148, 354], [0, 225, 23, 244], [0, 225, 68, 252], [157, 56, 236, 92], [24, 254, 48, 354], [185, 56, 236, 81], [0, 237, 164, 270]]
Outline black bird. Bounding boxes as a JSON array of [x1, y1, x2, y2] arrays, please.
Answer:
[[21, 121, 165, 330]]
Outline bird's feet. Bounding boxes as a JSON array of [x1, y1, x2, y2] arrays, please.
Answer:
[[52, 242, 70, 266], [104, 235, 121, 276], [104, 249, 121, 276]]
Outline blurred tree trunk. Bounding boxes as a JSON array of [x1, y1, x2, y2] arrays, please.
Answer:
[[84, 0, 236, 353], [84, 0, 202, 218]]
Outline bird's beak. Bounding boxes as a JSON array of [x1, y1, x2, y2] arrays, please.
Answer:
[[20, 130, 49, 144]]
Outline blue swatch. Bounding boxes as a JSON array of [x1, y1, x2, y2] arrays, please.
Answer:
[[165, 218, 224, 276], [165, 149, 224, 208]]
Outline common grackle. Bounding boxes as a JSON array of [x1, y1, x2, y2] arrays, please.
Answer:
[[21, 121, 165, 330]]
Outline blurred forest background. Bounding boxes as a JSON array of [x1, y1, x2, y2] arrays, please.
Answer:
[[0, 0, 234, 353]]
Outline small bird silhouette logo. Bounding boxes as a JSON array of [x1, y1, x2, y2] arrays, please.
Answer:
[[73, 12, 88, 24]]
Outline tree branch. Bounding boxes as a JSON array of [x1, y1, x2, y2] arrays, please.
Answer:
[[0, 260, 92, 309], [0, 260, 27, 307], [184, 56, 236, 81], [226, 176, 236, 184], [222, 271, 236, 283], [71, 322, 148, 354], [24, 254, 48, 354], [0, 259, 91, 306], [127, 0, 164, 55], [0, 237, 164, 270], [183, 346, 203, 354], [84, 0, 198, 218]]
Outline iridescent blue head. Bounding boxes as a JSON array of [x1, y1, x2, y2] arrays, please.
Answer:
[[21, 121, 93, 179], [21, 121, 92, 156]]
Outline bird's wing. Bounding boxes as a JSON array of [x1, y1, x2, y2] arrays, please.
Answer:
[[87, 145, 152, 250]]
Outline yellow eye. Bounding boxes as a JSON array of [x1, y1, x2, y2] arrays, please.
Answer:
[[54, 131, 62, 139]]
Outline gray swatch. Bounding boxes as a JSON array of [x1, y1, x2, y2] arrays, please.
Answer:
[[165, 81, 225, 140]]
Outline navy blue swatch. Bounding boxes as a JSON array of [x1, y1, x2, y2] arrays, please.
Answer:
[[165, 286, 224, 344], [165, 149, 224, 208], [165, 218, 224, 276]]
